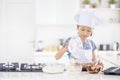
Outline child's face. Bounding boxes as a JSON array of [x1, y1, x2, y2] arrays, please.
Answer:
[[77, 25, 93, 39]]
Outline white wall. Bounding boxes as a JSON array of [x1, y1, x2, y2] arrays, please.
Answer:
[[93, 23, 120, 44], [35, 24, 77, 41], [35, 24, 120, 48]]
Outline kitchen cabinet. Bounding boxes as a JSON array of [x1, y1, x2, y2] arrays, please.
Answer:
[[55, 0, 79, 24], [0, 0, 2, 25], [36, 0, 120, 24], [35, 0, 56, 24], [35, 0, 79, 24], [0, 0, 35, 63]]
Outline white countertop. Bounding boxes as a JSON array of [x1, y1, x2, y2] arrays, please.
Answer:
[[98, 51, 120, 67], [0, 71, 120, 80]]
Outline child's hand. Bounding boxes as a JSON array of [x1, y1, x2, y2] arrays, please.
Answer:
[[97, 60, 104, 68]]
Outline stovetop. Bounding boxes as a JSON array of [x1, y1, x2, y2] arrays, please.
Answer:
[[0, 62, 45, 72], [104, 67, 120, 75]]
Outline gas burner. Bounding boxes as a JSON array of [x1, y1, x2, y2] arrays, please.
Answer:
[[20, 63, 44, 72], [0, 62, 19, 71], [0, 62, 44, 72], [104, 67, 120, 75]]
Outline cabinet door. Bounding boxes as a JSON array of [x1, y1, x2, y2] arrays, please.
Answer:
[[35, 0, 56, 24], [7, 0, 34, 24], [0, 0, 35, 63], [56, 0, 79, 24], [35, 0, 79, 24]]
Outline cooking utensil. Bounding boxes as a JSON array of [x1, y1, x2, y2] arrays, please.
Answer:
[[113, 41, 119, 51]]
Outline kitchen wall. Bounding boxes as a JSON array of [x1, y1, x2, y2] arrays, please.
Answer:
[[35, 24, 120, 49], [93, 24, 120, 45]]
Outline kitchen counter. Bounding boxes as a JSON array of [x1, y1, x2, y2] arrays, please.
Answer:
[[0, 51, 120, 80], [0, 70, 120, 80], [98, 51, 120, 67]]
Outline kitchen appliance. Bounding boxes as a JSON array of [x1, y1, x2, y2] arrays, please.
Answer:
[[99, 44, 110, 51], [0, 62, 19, 71], [104, 67, 120, 75], [112, 42, 119, 51], [0, 62, 44, 72], [20, 63, 44, 72], [0, 62, 66, 73]]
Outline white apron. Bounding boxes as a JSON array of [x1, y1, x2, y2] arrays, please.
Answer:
[[68, 36, 93, 64]]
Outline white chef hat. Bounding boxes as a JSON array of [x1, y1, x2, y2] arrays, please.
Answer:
[[74, 9, 101, 28]]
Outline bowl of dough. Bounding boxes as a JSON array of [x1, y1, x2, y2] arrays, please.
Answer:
[[87, 61, 103, 74], [42, 63, 66, 74]]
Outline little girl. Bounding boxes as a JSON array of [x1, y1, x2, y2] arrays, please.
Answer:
[[55, 9, 103, 69]]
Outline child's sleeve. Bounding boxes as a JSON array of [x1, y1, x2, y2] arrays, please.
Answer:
[[63, 37, 71, 58], [90, 40, 97, 51], [63, 37, 71, 48]]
